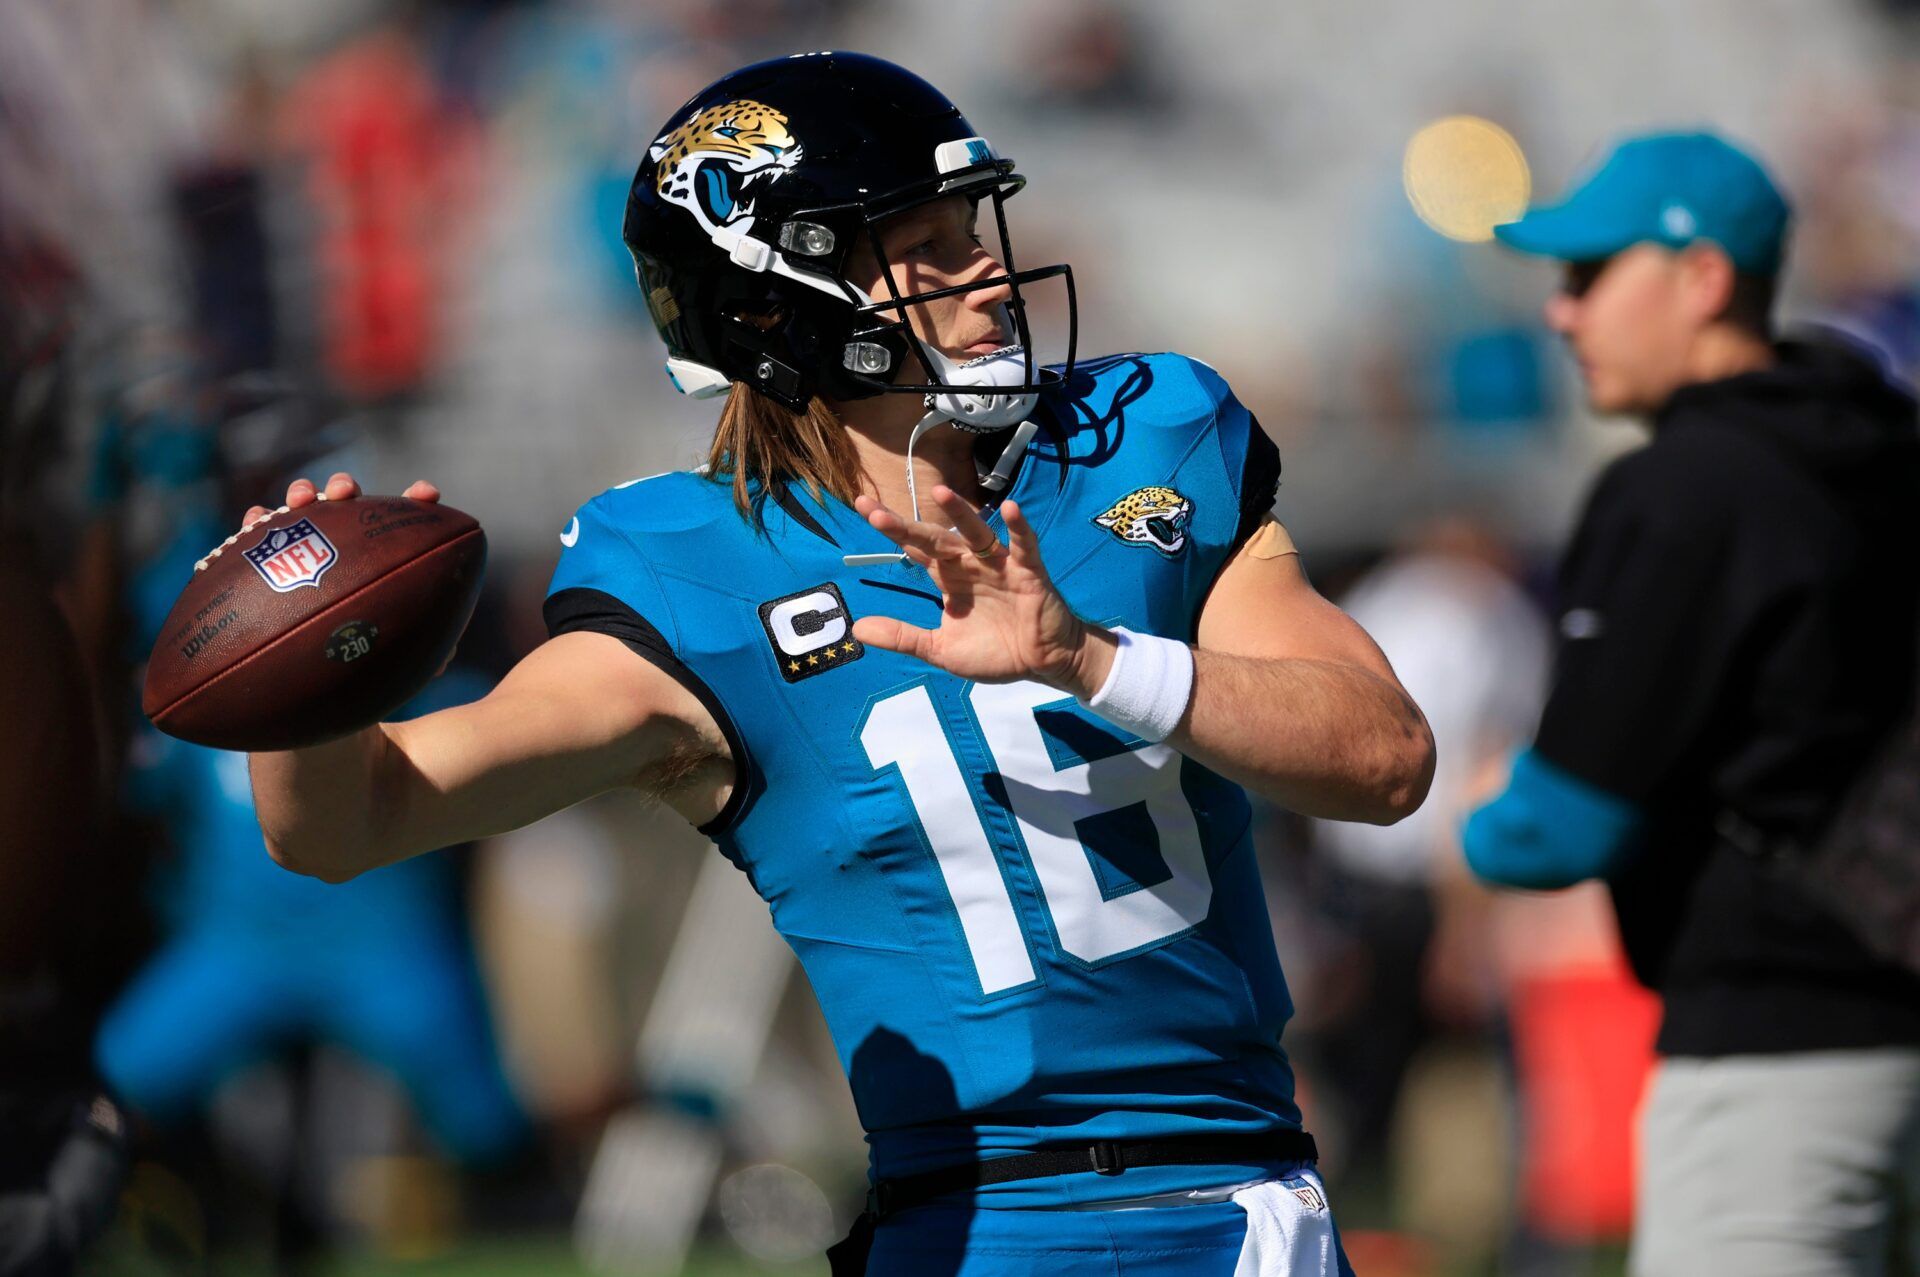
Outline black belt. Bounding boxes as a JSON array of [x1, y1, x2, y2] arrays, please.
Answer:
[[866, 1129, 1319, 1220]]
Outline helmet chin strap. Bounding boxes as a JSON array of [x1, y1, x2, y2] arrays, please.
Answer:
[[840, 395, 1040, 569], [840, 335, 1042, 567], [921, 343, 1041, 431]]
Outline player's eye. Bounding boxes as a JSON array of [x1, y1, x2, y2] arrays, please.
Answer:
[[1563, 258, 1611, 299]]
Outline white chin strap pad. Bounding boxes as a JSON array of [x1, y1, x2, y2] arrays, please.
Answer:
[[924, 345, 1041, 431]]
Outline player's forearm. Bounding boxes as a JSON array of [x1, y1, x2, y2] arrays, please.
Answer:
[[250, 711, 527, 880], [250, 726, 396, 882], [1175, 649, 1433, 823], [1053, 621, 1433, 822], [253, 653, 716, 881]]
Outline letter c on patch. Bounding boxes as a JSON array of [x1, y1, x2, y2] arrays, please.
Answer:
[[766, 591, 846, 655]]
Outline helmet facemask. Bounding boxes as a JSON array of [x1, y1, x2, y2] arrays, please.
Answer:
[[646, 159, 1076, 420], [832, 178, 1077, 431]]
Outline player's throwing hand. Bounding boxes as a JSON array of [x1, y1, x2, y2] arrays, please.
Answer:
[[239, 472, 441, 531], [850, 483, 1116, 696]]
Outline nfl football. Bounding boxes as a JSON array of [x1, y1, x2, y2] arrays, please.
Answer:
[[142, 496, 486, 751]]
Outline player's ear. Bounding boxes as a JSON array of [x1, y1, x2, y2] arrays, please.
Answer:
[[1680, 244, 1738, 326]]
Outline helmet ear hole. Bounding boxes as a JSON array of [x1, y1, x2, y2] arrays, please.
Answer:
[[724, 303, 790, 333], [720, 312, 809, 409]]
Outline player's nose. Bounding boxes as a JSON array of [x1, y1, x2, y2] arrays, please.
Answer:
[[1543, 292, 1578, 335], [959, 247, 1014, 312]]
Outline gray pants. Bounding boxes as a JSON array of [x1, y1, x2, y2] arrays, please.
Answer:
[[1633, 1049, 1920, 1277]]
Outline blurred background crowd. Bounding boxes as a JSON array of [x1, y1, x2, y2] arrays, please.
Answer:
[[3, 0, 1919, 1274]]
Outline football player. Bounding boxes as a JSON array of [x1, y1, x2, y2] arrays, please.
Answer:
[[243, 53, 1433, 1276]]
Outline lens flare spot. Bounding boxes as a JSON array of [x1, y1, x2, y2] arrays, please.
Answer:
[[1403, 116, 1532, 243]]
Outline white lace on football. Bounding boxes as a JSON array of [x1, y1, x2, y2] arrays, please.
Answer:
[[194, 505, 290, 573]]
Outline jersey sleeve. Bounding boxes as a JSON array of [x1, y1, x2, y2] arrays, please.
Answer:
[[541, 493, 750, 835], [1181, 357, 1282, 551], [545, 496, 673, 636]]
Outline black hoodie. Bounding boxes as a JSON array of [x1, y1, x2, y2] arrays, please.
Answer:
[[1534, 336, 1920, 1056]]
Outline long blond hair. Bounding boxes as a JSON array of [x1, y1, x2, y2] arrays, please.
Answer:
[[705, 385, 866, 515]]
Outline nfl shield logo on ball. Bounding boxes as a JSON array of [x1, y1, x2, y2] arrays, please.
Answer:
[[244, 518, 338, 592]]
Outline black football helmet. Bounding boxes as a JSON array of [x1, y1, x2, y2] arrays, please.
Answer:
[[622, 52, 1076, 426]]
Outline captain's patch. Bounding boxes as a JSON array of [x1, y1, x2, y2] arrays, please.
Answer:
[[759, 583, 864, 683]]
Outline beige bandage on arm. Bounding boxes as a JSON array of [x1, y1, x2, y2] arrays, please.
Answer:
[[1245, 518, 1299, 560]]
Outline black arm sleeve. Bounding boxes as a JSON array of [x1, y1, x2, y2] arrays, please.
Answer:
[[1232, 415, 1283, 551]]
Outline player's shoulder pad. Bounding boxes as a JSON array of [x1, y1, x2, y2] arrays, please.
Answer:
[[579, 468, 736, 533], [1050, 351, 1231, 433], [548, 469, 740, 637], [1156, 352, 1268, 490], [559, 469, 742, 558]]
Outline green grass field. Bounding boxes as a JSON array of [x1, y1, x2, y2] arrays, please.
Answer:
[[90, 1232, 827, 1277]]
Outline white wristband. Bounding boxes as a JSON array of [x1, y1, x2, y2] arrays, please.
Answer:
[[1080, 628, 1194, 743]]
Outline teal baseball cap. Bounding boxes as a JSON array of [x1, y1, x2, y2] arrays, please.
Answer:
[[1494, 131, 1791, 275]]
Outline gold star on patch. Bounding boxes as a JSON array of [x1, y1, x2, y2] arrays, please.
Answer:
[[787, 660, 801, 673], [842, 641, 856, 654], [806, 654, 819, 666], [822, 647, 837, 660]]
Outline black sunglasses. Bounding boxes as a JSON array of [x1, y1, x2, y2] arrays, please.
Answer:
[[1561, 257, 1616, 300]]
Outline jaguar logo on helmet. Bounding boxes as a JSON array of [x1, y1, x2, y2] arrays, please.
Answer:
[[648, 99, 802, 236]]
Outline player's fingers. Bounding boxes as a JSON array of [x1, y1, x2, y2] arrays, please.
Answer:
[[852, 615, 935, 663], [853, 493, 904, 526], [864, 504, 953, 559], [931, 485, 999, 555], [321, 472, 360, 501], [403, 479, 441, 504], [865, 515, 915, 555], [243, 505, 270, 526], [1003, 500, 1044, 570], [926, 528, 974, 562], [286, 477, 318, 508]]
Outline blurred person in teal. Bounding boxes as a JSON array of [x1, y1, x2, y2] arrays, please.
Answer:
[[1466, 131, 1920, 1276], [93, 419, 526, 1259]]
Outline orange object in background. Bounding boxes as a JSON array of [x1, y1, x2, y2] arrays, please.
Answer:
[[281, 25, 482, 402], [1507, 957, 1660, 1241]]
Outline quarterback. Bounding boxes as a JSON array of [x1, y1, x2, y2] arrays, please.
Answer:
[[247, 53, 1432, 1276]]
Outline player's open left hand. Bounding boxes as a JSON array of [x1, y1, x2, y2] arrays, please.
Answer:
[[852, 484, 1112, 694], [239, 472, 441, 535]]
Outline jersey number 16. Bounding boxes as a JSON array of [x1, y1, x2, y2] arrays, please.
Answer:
[[860, 680, 1214, 997]]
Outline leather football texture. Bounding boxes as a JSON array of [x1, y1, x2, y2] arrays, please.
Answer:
[[142, 496, 486, 751]]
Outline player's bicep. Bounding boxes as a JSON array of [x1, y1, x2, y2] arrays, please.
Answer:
[[377, 631, 725, 850], [1195, 517, 1397, 683]]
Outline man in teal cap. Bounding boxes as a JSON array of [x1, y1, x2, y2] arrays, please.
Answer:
[[1496, 131, 1789, 415], [1465, 130, 1920, 1275]]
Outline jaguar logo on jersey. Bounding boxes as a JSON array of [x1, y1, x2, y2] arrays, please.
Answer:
[[650, 99, 802, 237], [243, 518, 338, 592], [1092, 486, 1194, 558], [759, 582, 864, 683]]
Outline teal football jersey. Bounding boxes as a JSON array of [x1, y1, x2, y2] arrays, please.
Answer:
[[546, 353, 1302, 1203]]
